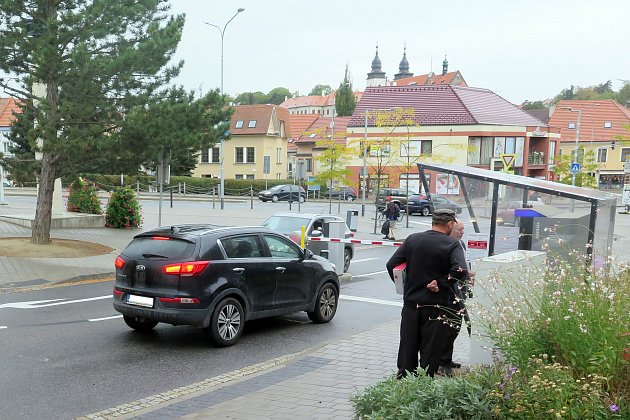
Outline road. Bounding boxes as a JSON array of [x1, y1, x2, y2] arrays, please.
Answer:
[[0, 244, 402, 420]]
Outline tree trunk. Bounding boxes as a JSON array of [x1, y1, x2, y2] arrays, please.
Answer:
[[31, 153, 56, 244]]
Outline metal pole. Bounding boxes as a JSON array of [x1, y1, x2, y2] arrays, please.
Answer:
[[571, 109, 582, 187], [361, 110, 368, 217], [205, 8, 245, 211]]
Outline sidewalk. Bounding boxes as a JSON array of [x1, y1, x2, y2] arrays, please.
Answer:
[[80, 322, 470, 420]]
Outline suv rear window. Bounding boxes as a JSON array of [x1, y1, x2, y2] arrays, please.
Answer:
[[123, 237, 196, 259]]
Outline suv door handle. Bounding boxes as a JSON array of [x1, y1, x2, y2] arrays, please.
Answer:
[[232, 268, 245, 273], [275, 267, 286, 273]]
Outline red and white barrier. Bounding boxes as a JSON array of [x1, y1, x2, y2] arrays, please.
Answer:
[[308, 236, 403, 246]]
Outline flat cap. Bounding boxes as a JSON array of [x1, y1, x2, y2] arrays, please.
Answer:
[[432, 208, 456, 223]]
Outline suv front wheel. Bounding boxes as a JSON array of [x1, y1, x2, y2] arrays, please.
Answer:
[[307, 283, 338, 323]]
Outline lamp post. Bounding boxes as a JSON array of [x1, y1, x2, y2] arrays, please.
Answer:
[[567, 108, 582, 188], [361, 110, 368, 217], [205, 8, 245, 210]]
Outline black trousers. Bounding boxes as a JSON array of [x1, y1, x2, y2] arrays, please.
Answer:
[[396, 305, 451, 378], [440, 304, 462, 365]]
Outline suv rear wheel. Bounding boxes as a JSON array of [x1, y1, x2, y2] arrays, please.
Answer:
[[123, 315, 158, 332], [272, 195, 279, 203], [421, 207, 431, 217], [298, 195, 305, 203], [206, 297, 244, 347], [307, 283, 338, 323]]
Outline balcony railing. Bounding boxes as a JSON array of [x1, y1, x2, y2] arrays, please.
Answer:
[[528, 152, 545, 165]]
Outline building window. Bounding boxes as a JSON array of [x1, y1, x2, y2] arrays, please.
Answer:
[[597, 148, 607, 162], [235, 174, 244, 179], [400, 140, 432, 157], [276, 147, 282, 163], [306, 158, 312, 172], [201, 148, 209, 163], [246, 174, 254, 179], [604, 121, 612, 128], [549, 141, 556, 164], [248, 120, 257, 128], [211, 147, 220, 163], [235, 120, 244, 128], [621, 148, 630, 162], [467, 137, 493, 165], [568, 122, 576, 129], [235, 147, 255, 163]]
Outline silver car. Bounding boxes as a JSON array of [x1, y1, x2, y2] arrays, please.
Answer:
[[262, 213, 354, 272]]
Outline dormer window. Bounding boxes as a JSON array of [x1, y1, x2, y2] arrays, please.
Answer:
[[235, 120, 244, 128], [604, 122, 612, 128], [248, 120, 257, 128], [568, 122, 576, 129]]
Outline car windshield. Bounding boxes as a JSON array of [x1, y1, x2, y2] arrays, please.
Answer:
[[262, 216, 311, 234]]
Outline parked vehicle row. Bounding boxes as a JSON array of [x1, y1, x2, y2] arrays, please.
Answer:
[[258, 184, 306, 203]]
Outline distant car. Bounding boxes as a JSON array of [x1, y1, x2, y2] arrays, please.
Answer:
[[407, 194, 463, 216], [2, 180, 12, 188], [325, 187, 358, 201], [376, 187, 414, 210], [113, 225, 339, 347], [262, 213, 354, 273], [258, 184, 306, 203]]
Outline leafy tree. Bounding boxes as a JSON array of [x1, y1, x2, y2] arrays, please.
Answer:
[[616, 83, 630, 107], [554, 149, 597, 188], [113, 87, 232, 176], [266, 87, 293, 105], [309, 84, 332, 96], [595, 80, 613, 95], [232, 91, 267, 105], [521, 100, 546, 110], [0, 0, 185, 244], [312, 133, 353, 213], [3, 98, 39, 185], [335, 65, 356, 117]]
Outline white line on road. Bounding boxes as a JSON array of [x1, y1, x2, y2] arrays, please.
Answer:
[[0, 295, 111, 309], [351, 270, 388, 278], [89, 315, 123, 322], [340, 295, 402, 307], [350, 258, 379, 264], [0, 326, 7, 329]]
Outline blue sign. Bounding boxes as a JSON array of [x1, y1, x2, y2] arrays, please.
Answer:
[[570, 162, 581, 174]]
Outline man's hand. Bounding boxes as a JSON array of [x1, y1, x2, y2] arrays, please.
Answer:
[[426, 279, 439, 293], [469, 271, 476, 287]]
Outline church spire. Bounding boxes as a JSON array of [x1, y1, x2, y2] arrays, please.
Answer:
[[394, 45, 413, 80], [366, 44, 386, 87], [442, 55, 449, 75]]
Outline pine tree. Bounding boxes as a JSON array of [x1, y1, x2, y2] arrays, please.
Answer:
[[0, 0, 185, 244], [335, 65, 356, 117]]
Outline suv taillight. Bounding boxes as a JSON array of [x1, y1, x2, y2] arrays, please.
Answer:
[[115, 256, 125, 269], [163, 261, 209, 276]]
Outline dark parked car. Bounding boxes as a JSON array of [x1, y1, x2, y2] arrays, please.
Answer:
[[407, 194, 463, 216], [376, 187, 414, 210], [113, 225, 339, 346], [262, 213, 354, 273], [325, 187, 358, 201], [258, 184, 306, 203]]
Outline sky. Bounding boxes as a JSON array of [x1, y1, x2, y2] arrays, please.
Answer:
[[169, 0, 630, 105]]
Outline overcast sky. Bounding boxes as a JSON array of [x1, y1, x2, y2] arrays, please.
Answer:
[[169, 0, 630, 105]]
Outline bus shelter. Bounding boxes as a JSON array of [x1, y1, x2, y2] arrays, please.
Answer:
[[417, 163, 617, 266]]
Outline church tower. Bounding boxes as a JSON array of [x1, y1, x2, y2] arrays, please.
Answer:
[[366, 45, 387, 87]]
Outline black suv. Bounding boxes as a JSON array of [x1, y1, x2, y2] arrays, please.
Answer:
[[258, 184, 306, 203], [113, 225, 339, 346]]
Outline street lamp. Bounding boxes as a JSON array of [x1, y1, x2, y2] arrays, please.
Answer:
[[361, 110, 369, 217], [565, 108, 582, 188], [204, 7, 245, 210]]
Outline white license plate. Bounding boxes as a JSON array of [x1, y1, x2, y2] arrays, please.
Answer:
[[126, 294, 154, 308]]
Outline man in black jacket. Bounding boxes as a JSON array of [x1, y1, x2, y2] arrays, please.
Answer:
[[386, 209, 467, 378]]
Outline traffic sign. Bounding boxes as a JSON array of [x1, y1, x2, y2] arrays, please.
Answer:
[[570, 162, 581, 174], [500, 154, 516, 170]]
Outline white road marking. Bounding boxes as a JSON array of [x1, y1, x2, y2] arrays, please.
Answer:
[[351, 270, 388, 278], [340, 295, 402, 307], [89, 315, 123, 322], [350, 258, 379, 264], [0, 295, 111, 309], [0, 326, 7, 329]]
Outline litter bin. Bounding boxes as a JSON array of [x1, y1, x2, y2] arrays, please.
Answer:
[[346, 210, 358, 232]]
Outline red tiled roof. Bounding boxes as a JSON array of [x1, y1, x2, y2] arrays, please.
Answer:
[[295, 116, 350, 146], [231, 104, 289, 136], [0, 97, 21, 127], [288, 114, 319, 138], [280, 91, 363, 109], [347, 85, 546, 128], [549, 100, 630, 143], [391, 71, 466, 87]]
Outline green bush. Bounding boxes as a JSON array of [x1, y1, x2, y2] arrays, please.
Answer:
[[105, 186, 142, 228], [66, 176, 102, 214], [352, 369, 497, 419]]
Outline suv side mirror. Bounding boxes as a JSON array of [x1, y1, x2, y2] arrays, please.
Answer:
[[302, 248, 314, 260]]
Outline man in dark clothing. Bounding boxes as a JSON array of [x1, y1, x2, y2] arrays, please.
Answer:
[[386, 209, 467, 378], [383, 196, 400, 240], [440, 219, 475, 375]]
